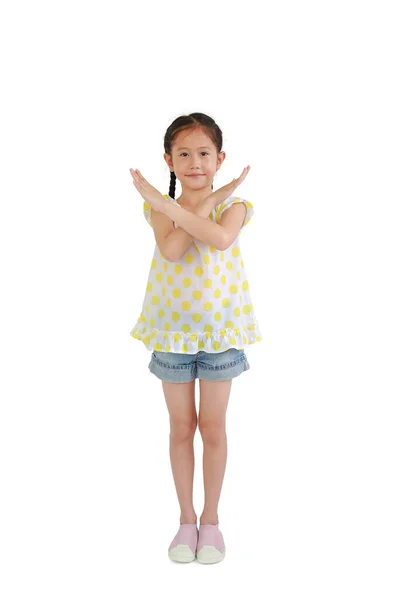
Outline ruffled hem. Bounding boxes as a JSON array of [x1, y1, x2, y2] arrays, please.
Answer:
[[129, 323, 263, 354]]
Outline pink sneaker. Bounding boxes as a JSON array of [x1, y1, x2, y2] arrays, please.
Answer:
[[168, 524, 198, 563], [196, 524, 226, 564]]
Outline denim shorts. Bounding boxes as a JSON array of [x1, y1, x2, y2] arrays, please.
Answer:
[[148, 348, 250, 383]]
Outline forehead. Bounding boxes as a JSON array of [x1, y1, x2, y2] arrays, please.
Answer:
[[173, 128, 214, 150]]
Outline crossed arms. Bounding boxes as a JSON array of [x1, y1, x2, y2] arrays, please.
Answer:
[[152, 197, 246, 261]]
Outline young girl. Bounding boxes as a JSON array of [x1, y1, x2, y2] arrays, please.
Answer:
[[129, 112, 262, 564]]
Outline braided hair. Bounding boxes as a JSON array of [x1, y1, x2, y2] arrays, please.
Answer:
[[164, 112, 223, 199]]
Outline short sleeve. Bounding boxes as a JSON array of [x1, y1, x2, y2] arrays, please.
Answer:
[[143, 194, 174, 228], [215, 196, 254, 229]]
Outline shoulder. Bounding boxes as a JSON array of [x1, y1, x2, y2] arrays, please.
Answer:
[[143, 194, 178, 227], [215, 195, 255, 229]]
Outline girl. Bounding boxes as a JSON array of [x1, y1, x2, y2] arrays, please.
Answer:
[[129, 112, 262, 564]]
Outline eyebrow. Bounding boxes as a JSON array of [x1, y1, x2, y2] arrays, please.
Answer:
[[176, 146, 212, 151]]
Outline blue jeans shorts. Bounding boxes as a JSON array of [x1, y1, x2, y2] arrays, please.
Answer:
[[148, 348, 250, 383]]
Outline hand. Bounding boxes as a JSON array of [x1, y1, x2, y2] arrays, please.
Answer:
[[207, 165, 251, 207], [129, 168, 167, 213]]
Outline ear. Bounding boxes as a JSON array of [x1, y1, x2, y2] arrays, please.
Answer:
[[164, 153, 173, 171], [217, 151, 226, 170]]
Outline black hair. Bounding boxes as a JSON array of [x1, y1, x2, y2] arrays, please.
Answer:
[[164, 112, 223, 199]]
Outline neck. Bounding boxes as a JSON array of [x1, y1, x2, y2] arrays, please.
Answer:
[[175, 186, 213, 208]]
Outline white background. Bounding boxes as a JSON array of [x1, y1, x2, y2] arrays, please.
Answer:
[[1, 0, 399, 597]]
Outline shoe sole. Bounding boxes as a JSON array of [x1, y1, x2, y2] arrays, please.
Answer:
[[196, 545, 225, 564], [168, 544, 196, 563]]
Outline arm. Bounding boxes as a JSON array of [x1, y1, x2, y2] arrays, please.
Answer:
[[162, 200, 226, 252], [164, 197, 216, 262]]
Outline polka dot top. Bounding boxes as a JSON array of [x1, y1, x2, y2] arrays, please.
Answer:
[[130, 194, 263, 354]]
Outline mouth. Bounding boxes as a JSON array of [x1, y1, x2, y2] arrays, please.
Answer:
[[186, 174, 204, 178]]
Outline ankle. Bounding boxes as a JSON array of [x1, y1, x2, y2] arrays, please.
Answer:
[[180, 513, 197, 525], [199, 514, 219, 526]]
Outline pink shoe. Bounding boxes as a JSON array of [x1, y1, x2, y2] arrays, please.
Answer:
[[196, 524, 226, 564], [168, 524, 198, 563]]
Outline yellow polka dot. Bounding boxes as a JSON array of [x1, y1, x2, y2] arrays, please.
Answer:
[[243, 335, 248, 344], [204, 278, 212, 288], [164, 262, 168, 271], [165, 344, 171, 352], [225, 320, 234, 328], [183, 277, 192, 288], [236, 271, 241, 280], [219, 252, 224, 261], [241, 259, 244, 267], [243, 305, 251, 315], [174, 265, 183, 274], [164, 322, 171, 331], [205, 332, 212, 339], [193, 290, 202, 300], [232, 247, 240, 257], [166, 298, 171, 308], [172, 312, 180, 322], [162, 286, 166, 296], [209, 246, 216, 253], [198, 341, 205, 350], [143, 336, 150, 344], [182, 301, 191, 311], [214, 312, 222, 322], [154, 343, 163, 351], [203, 254, 210, 264], [220, 275, 226, 285], [213, 265, 220, 275], [151, 259, 156, 269], [146, 306, 149, 314], [156, 272, 163, 283], [182, 344, 189, 353], [144, 202, 150, 211], [204, 302, 213, 311], [167, 275, 173, 285], [182, 324, 191, 333], [213, 341, 221, 351], [229, 336, 236, 345], [204, 324, 213, 333], [151, 296, 160, 305], [214, 289, 221, 298], [222, 298, 230, 308], [190, 333, 198, 342], [146, 282, 152, 292], [194, 246, 200, 254], [234, 328, 240, 335], [150, 331, 157, 339], [185, 253, 194, 264], [172, 288, 181, 298], [194, 266, 204, 277], [192, 314, 202, 323], [242, 280, 249, 291], [229, 284, 238, 294], [234, 307, 241, 317], [174, 333, 181, 342], [158, 309, 165, 318], [226, 261, 233, 271], [219, 329, 227, 337]]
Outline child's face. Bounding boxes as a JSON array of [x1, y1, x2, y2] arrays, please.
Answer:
[[165, 128, 225, 192]]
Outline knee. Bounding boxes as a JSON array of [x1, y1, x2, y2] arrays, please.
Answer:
[[170, 419, 197, 443], [198, 419, 226, 445]]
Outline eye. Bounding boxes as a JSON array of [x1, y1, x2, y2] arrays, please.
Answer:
[[179, 152, 209, 157]]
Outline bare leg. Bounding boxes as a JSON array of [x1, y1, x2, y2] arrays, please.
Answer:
[[162, 380, 198, 525], [198, 379, 232, 525]]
